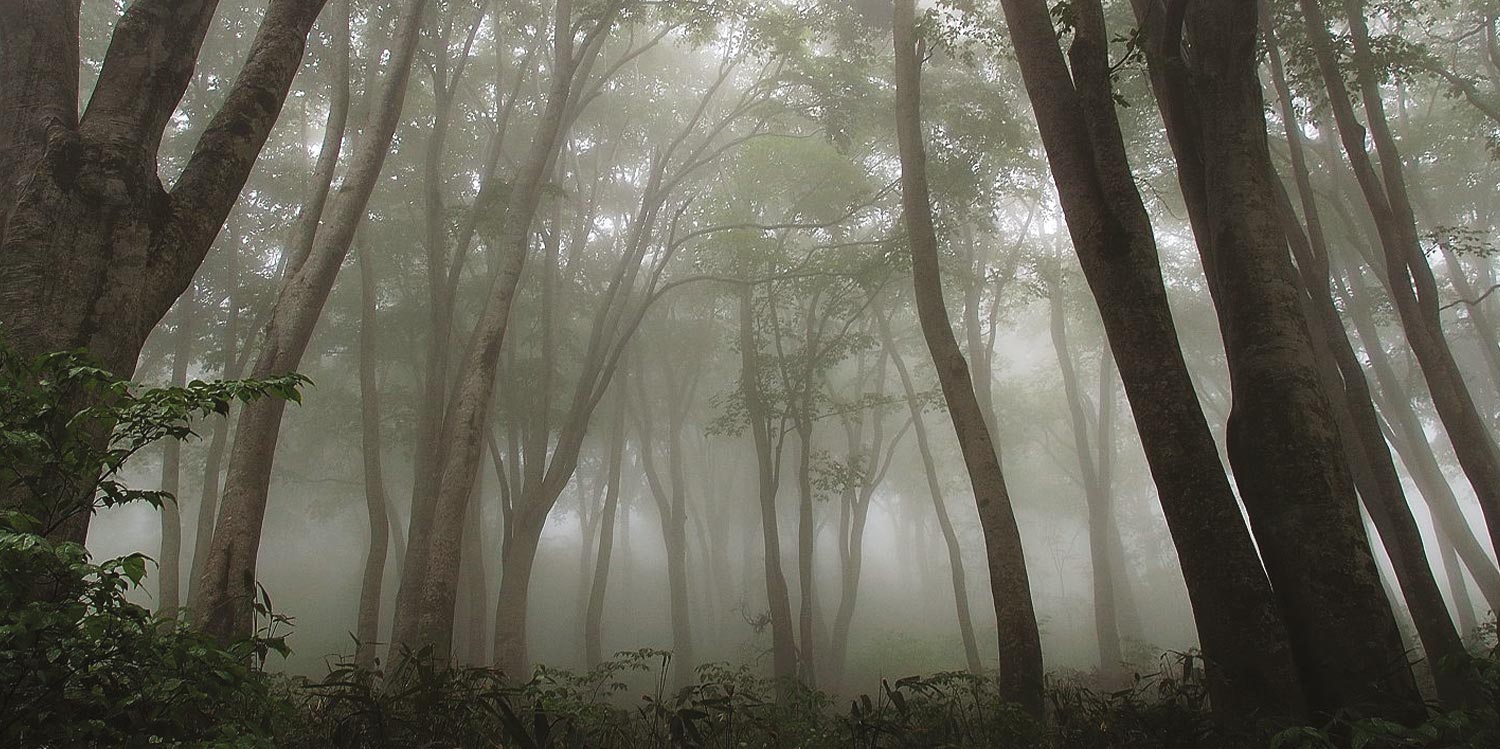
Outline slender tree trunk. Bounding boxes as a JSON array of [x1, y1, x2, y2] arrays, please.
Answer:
[[737, 284, 798, 690], [894, 0, 1042, 714], [1301, 0, 1500, 558], [880, 316, 985, 675], [189, 241, 243, 603], [634, 373, 695, 687], [394, 1, 624, 660], [1045, 276, 1122, 675], [793, 415, 819, 687], [157, 287, 195, 614], [354, 239, 390, 670], [193, 0, 428, 643], [585, 392, 627, 669], [1340, 268, 1500, 612]]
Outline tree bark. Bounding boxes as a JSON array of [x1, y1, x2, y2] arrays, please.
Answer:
[[893, 0, 1043, 716], [1130, 0, 1418, 717]]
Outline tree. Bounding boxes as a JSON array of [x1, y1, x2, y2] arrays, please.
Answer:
[[0, 0, 331, 541], [992, 0, 1304, 720], [893, 0, 1044, 717], [193, 0, 431, 644]]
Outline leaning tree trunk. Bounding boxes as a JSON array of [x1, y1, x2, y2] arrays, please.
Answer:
[[192, 0, 428, 643], [0, 0, 329, 542], [1301, 0, 1500, 559], [994, 0, 1304, 721], [1130, 0, 1419, 718], [1265, 20, 1471, 706], [893, 0, 1043, 716]]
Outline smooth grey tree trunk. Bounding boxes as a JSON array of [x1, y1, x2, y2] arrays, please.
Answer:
[[894, 0, 1043, 716]]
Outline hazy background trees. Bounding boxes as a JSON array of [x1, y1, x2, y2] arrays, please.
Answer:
[[31, 0, 1500, 723]]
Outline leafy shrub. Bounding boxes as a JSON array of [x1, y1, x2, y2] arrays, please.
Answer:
[[0, 341, 307, 746]]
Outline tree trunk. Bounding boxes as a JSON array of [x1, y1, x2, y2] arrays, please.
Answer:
[[193, 0, 427, 643], [737, 284, 799, 690], [994, 0, 1303, 720], [880, 315, 985, 675], [1301, 0, 1500, 559], [1130, 0, 1418, 717], [1265, 22, 1472, 706], [584, 392, 628, 669], [189, 240, 244, 603], [893, 0, 1043, 715], [354, 240, 391, 671], [157, 286, 195, 614], [634, 372, 695, 687], [1045, 275, 1122, 675]]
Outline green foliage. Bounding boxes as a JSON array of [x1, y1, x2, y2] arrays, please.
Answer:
[[0, 339, 309, 746], [287, 648, 1047, 748], [0, 339, 309, 535], [0, 521, 300, 747]]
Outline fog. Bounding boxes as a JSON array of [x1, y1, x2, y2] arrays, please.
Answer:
[[43, 0, 1500, 722]]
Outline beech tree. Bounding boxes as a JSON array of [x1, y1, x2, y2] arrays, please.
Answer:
[[0, 0, 331, 540]]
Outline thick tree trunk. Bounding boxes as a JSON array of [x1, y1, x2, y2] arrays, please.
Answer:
[[193, 0, 427, 643], [893, 0, 1043, 715], [1131, 0, 1418, 717], [1265, 24, 1471, 706], [354, 241, 391, 671], [994, 0, 1303, 720], [0, 0, 327, 541]]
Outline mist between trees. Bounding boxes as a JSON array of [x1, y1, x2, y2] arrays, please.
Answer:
[[5, 0, 1500, 744]]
